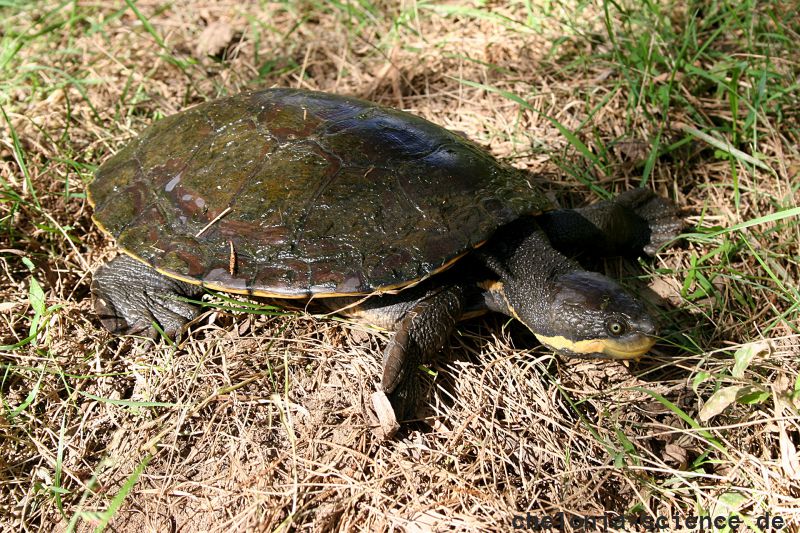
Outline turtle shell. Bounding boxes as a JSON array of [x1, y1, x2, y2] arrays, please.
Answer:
[[89, 89, 550, 297]]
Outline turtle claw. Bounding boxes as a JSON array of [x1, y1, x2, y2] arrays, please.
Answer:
[[614, 189, 683, 256], [363, 390, 400, 440]]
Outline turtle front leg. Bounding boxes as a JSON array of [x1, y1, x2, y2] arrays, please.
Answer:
[[378, 285, 466, 421], [333, 284, 467, 423], [91, 255, 204, 338], [536, 188, 683, 258]]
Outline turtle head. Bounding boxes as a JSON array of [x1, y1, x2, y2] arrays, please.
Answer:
[[534, 271, 655, 359], [505, 271, 656, 360]]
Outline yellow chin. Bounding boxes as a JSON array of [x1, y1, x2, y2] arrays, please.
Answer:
[[534, 334, 656, 360]]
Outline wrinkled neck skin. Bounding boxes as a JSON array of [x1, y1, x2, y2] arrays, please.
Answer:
[[480, 219, 580, 333]]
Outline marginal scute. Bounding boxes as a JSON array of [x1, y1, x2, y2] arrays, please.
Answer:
[[90, 88, 551, 296]]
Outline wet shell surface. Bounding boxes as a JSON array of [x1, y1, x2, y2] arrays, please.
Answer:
[[90, 89, 549, 297]]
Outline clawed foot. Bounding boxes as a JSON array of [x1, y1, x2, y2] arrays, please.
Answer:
[[614, 189, 684, 256], [92, 255, 203, 338]]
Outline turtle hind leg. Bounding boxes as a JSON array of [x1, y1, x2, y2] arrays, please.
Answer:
[[91, 255, 203, 339]]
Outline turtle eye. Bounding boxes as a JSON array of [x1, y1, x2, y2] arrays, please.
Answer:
[[606, 318, 627, 336]]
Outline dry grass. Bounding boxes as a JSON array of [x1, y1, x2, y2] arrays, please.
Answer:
[[2, 1, 799, 531]]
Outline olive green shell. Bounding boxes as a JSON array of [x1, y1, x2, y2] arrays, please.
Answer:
[[89, 88, 550, 297]]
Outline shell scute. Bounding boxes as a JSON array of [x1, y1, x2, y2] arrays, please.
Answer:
[[91, 88, 549, 296]]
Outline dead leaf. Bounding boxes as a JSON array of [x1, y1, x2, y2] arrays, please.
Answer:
[[195, 22, 235, 58], [613, 138, 649, 163], [732, 340, 770, 378], [0, 301, 20, 312], [662, 443, 688, 469], [779, 427, 800, 480], [699, 386, 741, 422], [370, 390, 399, 440], [772, 374, 800, 480], [646, 276, 684, 307]]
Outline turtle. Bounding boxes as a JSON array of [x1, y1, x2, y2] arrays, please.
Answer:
[[89, 88, 681, 424]]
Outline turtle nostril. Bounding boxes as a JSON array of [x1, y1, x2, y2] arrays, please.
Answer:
[[639, 316, 657, 336]]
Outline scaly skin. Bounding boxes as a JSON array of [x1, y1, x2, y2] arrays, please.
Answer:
[[92, 190, 680, 423], [92, 255, 203, 338]]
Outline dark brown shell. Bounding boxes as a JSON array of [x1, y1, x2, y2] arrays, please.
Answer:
[[89, 89, 550, 297]]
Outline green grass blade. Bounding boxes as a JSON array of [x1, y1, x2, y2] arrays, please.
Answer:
[[632, 387, 728, 456], [678, 123, 772, 172], [77, 391, 178, 408], [123, 0, 166, 49], [687, 207, 800, 239], [92, 453, 153, 532]]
